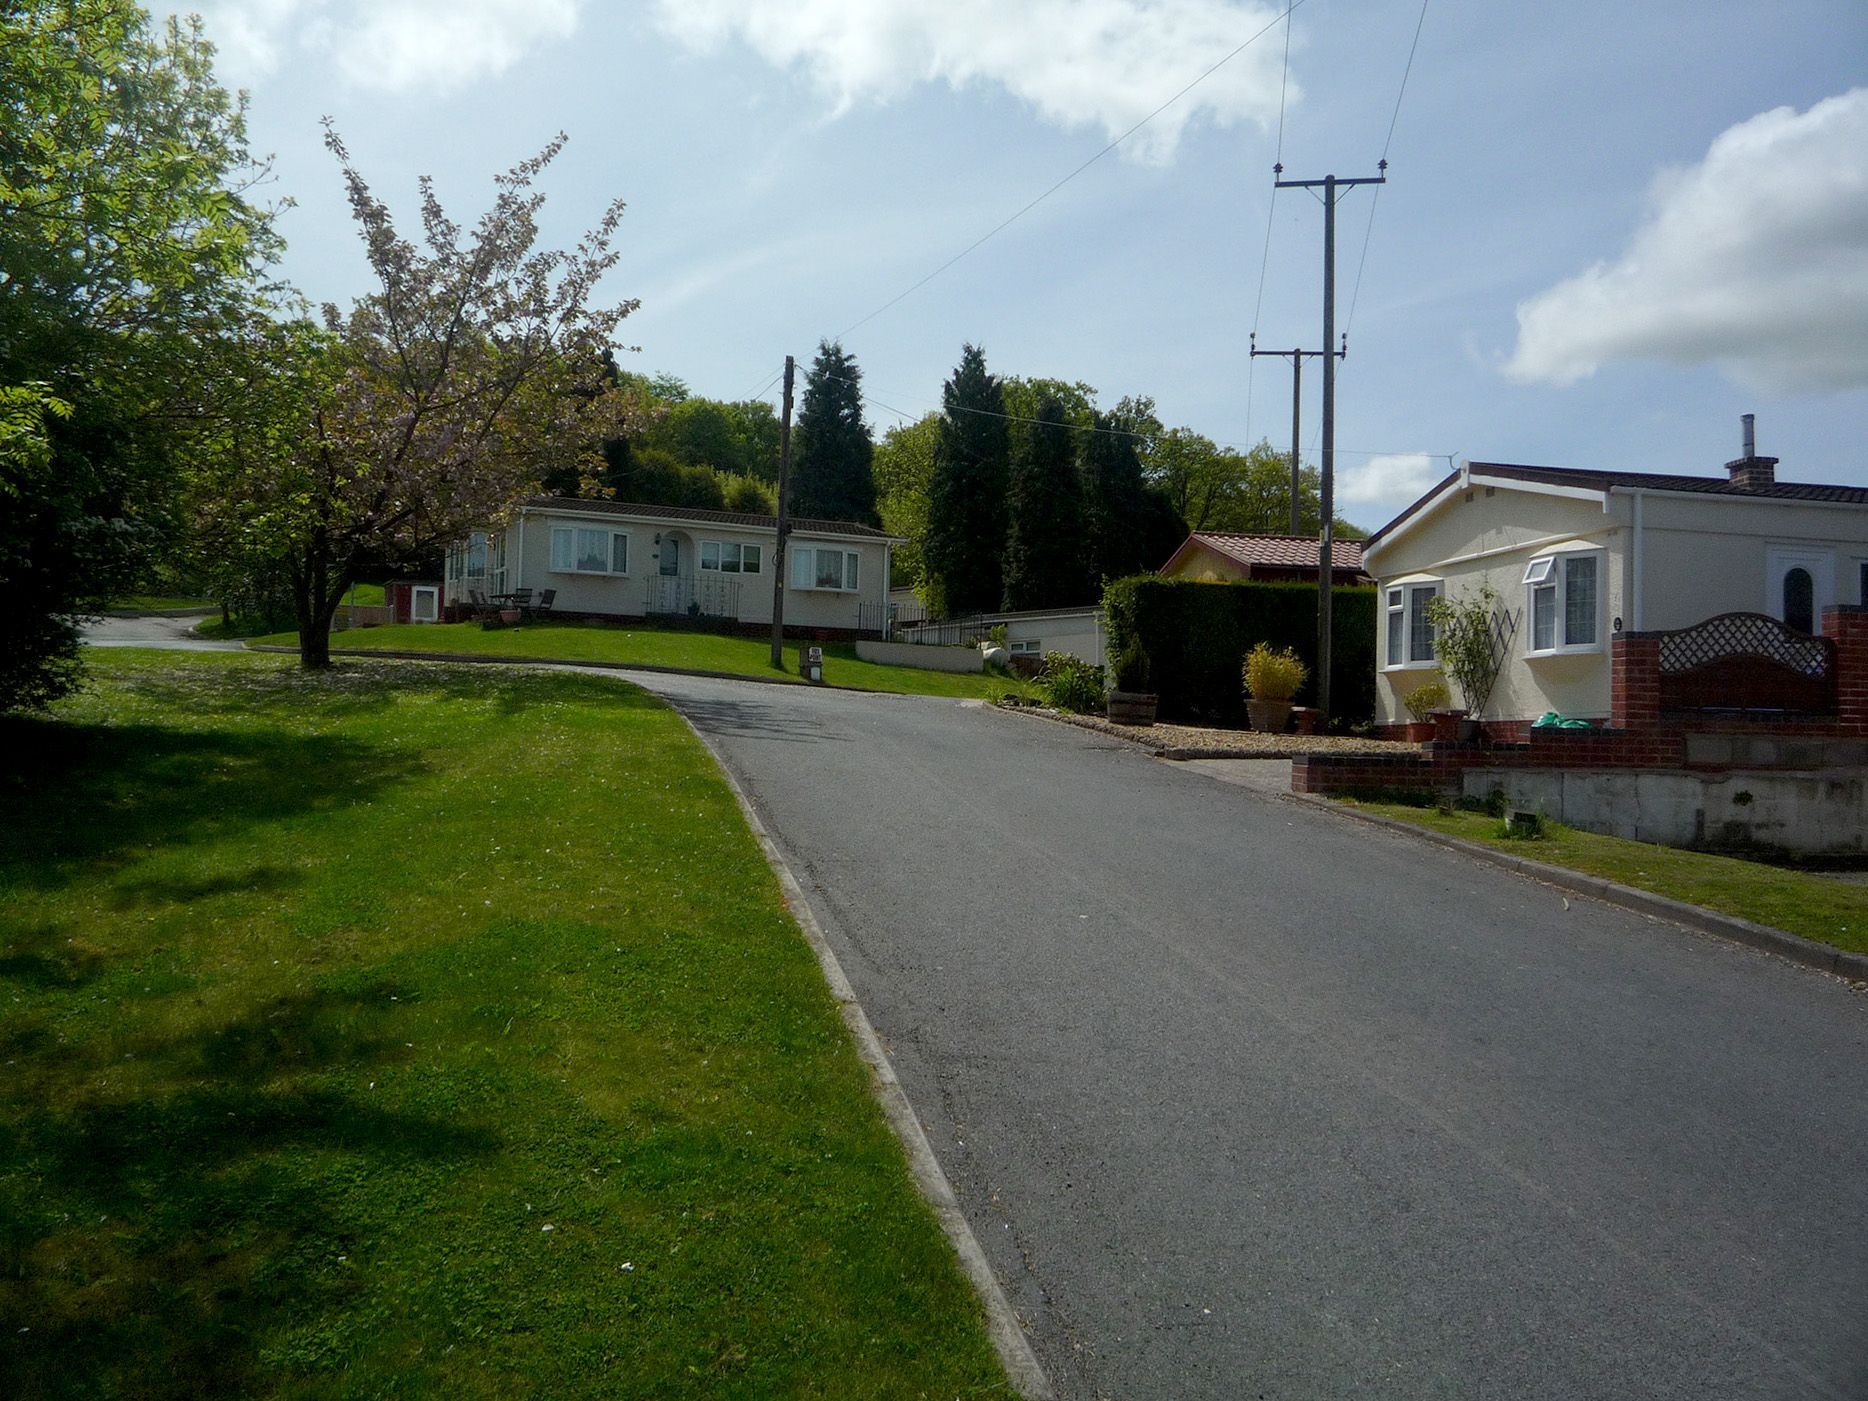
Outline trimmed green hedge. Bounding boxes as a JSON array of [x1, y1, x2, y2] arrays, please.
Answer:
[[1102, 576, 1378, 725]]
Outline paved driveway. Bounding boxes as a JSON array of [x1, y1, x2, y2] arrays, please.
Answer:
[[627, 673, 1868, 1401]]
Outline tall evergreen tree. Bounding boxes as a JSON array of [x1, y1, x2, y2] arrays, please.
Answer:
[[1080, 405, 1153, 585], [789, 340, 877, 524], [1002, 396, 1088, 610], [924, 344, 1011, 617]]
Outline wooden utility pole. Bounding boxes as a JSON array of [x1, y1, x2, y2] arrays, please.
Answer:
[[1249, 331, 1344, 535], [1273, 161, 1386, 722], [768, 354, 795, 670]]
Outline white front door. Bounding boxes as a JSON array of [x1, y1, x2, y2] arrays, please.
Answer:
[[411, 586, 439, 622], [660, 536, 680, 577], [1765, 547, 1834, 634]]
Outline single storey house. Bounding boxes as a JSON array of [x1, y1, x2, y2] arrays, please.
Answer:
[[1360, 419, 1868, 733], [1159, 532, 1371, 586], [444, 497, 901, 635]]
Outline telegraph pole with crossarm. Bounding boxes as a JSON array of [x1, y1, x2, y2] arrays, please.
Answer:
[[1272, 160, 1386, 723], [1249, 331, 1345, 536]]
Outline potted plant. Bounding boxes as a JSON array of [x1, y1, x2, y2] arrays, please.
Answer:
[[1424, 585, 1504, 742], [1242, 643, 1307, 733], [1401, 676, 1447, 742], [1105, 635, 1156, 725]]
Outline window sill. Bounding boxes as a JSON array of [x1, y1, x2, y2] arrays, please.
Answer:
[[1381, 660, 1440, 673], [549, 568, 629, 578], [1523, 644, 1602, 660]]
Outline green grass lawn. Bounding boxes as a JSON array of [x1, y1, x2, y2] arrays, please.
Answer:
[[252, 620, 1033, 702], [1344, 800, 1868, 955], [341, 582, 387, 607], [0, 651, 1012, 1399], [105, 594, 214, 612]]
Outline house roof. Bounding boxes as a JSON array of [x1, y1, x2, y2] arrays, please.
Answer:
[[1173, 532, 1369, 573], [521, 495, 900, 542], [1363, 461, 1868, 552]]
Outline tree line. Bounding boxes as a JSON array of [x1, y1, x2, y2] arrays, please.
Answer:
[[0, 0, 1363, 709]]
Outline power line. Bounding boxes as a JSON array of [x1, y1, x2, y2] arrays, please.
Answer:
[[1245, 0, 1297, 448], [835, 0, 1310, 341], [1343, 0, 1430, 337]]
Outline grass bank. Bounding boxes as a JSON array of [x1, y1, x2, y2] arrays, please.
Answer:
[[251, 620, 1031, 701], [0, 651, 1012, 1398], [1343, 799, 1868, 956]]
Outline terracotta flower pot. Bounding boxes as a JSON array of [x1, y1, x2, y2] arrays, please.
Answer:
[[1429, 708, 1470, 745], [499, 608, 521, 624], [1402, 720, 1434, 743], [1246, 698, 1293, 733]]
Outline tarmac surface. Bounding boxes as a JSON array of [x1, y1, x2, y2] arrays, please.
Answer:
[[625, 671, 1868, 1401]]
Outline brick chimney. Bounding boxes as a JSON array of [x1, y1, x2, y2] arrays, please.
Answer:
[[1725, 412, 1778, 490]]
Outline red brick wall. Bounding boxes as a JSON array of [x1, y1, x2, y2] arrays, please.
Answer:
[[1826, 605, 1868, 734], [1610, 633, 1662, 731]]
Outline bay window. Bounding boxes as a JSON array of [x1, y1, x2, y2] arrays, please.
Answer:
[[790, 546, 860, 592], [1384, 580, 1440, 667], [550, 525, 629, 575]]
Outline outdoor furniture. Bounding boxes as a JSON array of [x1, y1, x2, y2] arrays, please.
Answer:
[[468, 588, 496, 622], [507, 587, 533, 607], [523, 588, 556, 622]]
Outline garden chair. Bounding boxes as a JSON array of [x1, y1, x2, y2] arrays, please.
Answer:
[[523, 588, 556, 622]]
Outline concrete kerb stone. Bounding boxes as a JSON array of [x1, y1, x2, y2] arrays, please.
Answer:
[[1286, 791, 1868, 983], [997, 704, 1391, 762], [241, 643, 908, 696], [669, 709, 1056, 1401], [101, 606, 217, 619]]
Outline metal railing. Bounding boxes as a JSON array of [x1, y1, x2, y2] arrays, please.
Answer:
[[646, 575, 741, 621]]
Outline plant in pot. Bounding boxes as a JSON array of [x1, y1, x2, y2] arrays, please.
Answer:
[[1242, 643, 1307, 734], [1105, 636, 1156, 725], [1424, 584, 1505, 743], [1401, 675, 1449, 743]]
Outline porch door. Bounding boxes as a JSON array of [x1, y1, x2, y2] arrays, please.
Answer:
[[1765, 547, 1833, 634], [660, 537, 680, 577]]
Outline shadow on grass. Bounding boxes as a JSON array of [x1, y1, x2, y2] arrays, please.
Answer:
[[0, 978, 497, 1399], [0, 717, 427, 892]]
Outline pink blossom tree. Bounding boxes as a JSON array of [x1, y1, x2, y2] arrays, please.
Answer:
[[204, 126, 639, 667]]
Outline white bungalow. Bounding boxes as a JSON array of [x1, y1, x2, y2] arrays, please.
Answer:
[[444, 497, 901, 635]]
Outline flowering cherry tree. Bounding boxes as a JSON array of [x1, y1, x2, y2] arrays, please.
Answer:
[[205, 126, 638, 666]]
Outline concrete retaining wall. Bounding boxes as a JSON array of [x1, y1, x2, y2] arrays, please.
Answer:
[[1461, 765, 1868, 856], [855, 639, 984, 673]]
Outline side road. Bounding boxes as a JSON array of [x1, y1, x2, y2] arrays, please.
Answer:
[[618, 671, 1868, 1401]]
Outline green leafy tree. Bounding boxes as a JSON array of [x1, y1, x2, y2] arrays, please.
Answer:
[[0, 0, 280, 708], [1081, 397, 1173, 584], [874, 412, 939, 592], [925, 344, 1011, 616], [790, 341, 877, 524], [202, 128, 636, 667], [1002, 396, 1089, 610]]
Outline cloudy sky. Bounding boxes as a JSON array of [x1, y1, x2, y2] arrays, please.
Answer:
[[181, 0, 1868, 530]]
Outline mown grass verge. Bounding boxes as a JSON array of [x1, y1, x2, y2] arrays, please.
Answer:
[[1341, 799, 1868, 956], [0, 651, 1012, 1398], [250, 621, 1032, 701]]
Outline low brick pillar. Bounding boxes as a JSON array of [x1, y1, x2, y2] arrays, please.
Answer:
[[1611, 632, 1662, 731], [1824, 605, 1868, 733]]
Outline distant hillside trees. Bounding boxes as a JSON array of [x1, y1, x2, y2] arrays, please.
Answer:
[[790, 341, 878, 524], [1001, 396, 1087, 611]]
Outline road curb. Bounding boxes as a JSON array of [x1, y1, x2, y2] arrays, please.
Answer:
[[101, 606, 217, 619], [669, 710, 1056, 1401], [240, 643, 906, 696], [1288, 792, 1868, 982], [998, 703, 1403, 762]]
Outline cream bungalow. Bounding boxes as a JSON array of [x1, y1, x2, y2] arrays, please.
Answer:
[[1361, 419, 1868, 731], [444, 497, 901, 634]]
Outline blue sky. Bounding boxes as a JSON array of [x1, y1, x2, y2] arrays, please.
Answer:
[[184, 0, 1868, 531]]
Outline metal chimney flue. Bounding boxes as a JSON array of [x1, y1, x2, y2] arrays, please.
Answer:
[[1726, 412, 1776, 490], [1741, 413, 1756, 458]]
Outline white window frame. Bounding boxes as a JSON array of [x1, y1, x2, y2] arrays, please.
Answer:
[[789, 545, 862, 593], [549, 525, 630, 577], [1382, 580, 1441, 670], [700, 539, 763, 575], [411, 585, 440, 623], [1007, 638, 1041, 656], [1522, 548, 1604, 657]]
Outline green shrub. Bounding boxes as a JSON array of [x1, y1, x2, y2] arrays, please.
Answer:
[[1039, 652, 1105, 714], [1242, 643, 1307, 702], [1402, 675, 1450, 720], [1102, 576, 1377, 725]]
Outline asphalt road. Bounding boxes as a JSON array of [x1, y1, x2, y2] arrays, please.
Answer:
[[626, 672, 1868, 1401]]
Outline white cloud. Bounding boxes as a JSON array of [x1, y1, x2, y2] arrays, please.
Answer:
[[1340, 452, 1440, 509], [1505, 89, 1868, 395], [652, 0, 1293, 163], [191, 0, 581, 93]]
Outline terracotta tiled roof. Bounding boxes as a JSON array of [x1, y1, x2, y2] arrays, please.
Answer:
[[1187, 532, 1368, 571], [521, 496, 900, 541]]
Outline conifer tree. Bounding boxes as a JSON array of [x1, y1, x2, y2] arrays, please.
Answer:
[[924, 344, 1011, 616], [1002, 397, 1088, 610], [789, 340, 877, 524], [1080, 404, 1154, 585]]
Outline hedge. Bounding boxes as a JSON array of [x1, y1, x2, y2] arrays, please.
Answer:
[[1101, 576, 1378, 726]]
